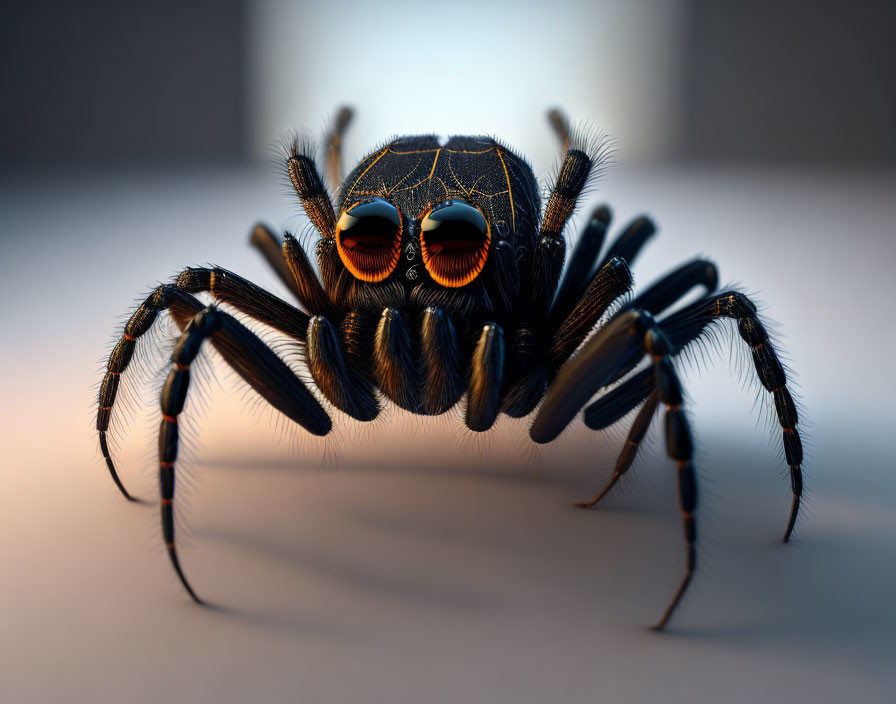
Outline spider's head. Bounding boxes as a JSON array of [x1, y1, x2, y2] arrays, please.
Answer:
[[327, 135, 540, 319]]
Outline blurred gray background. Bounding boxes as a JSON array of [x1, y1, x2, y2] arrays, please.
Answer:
[[2, 2, 895, 703], [3, 0, 894, 166]]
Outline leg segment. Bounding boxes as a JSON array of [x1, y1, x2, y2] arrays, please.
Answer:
[[420, 307, 464, 415], [249, 223, 304, 302], [583, 367, 654, 432], [286, 138, 337, 238], [640, 320, 699, 631], [490, 238, 522, 313], [316, 236, 354, 308], [373, 308, 419, 411], [547, 107, 571, 154], [282, 233, 341, 319], [546, 256, 633, 369], [661, 292, 804, 541], [465, 323, 505, 432], [630, 259, 718, 316], [158, 305, 331, 603], [175, 266, 308, 340], [597, 215, 656, 271], [575, 387, 661, 508], [99, 271, 314, 499], [98, 286, 201, 499], [307, 316, 379, 421], [548, 204, 612, 328], [530, 311, 647, 444], [500, 323, 548, 418], [528, 147, 594, 316], [323, 105, 354, 193]]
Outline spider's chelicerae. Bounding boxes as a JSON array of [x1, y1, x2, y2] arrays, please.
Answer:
[[97, 108, 804, 630]]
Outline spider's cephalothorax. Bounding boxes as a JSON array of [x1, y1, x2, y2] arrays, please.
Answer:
[[97, 108, 805, 630], [328, 134, 541, 321]]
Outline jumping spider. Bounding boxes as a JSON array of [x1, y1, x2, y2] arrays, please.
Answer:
[[97, 107, 804, 630]]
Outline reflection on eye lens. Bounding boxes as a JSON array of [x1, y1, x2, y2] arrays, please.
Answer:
[[335, 198, 403, 282], [420, 200, 491, 288]]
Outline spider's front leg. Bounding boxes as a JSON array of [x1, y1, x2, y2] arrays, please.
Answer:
[[584, 288, 805, 544], [531, 310, 698, 630], [98, 271, 311, 499], [249, 107, 351, 299], [158, 302, 331, 603]]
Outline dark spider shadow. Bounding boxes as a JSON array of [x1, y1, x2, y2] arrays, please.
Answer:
[[198, 524, 501, 614], [205, 455, 599, 490], [192, 600, 356, 641]]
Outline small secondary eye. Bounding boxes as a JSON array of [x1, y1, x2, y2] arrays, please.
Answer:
[[420, 200, 491, 288], [335, 198, 403, 282]]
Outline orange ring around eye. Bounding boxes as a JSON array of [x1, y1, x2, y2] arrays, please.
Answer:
[[335, 198, 403, 283], [420, 201, 491, 288]]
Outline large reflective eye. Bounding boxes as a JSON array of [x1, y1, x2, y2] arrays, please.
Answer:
[[420, 200, 491, 288], [335, 198, 403, 282]]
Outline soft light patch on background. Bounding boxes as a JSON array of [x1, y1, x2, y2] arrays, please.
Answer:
[[249, 0, 686, 169]]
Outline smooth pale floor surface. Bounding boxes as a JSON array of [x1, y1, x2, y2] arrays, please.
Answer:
[[1, 164, 894, 702]]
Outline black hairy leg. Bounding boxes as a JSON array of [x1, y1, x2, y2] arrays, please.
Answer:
[[98, 268, 311, 500], [574, 258, 721, 506], [531, 310, 700, 629], [661, 292, 805, 542], [158, 305, 331, 603], [528, 145, 597, 317], [420, 307, 465, 415], [547, 107, 572, 154], [630, 259, 719, 317], [373, 308, 420, 411], [546, 256, 633, 369], [637, 316, 699, 631], [98, 286, 203, 500], [174, 266, 309, 340], [307, 315, 378, 421], [596, 213, 656, 272], [500, 253, 633, 420], [287, 138, 337, 239], [323, 105, 354, 193], [281, 232, 341, 319], [249, 223, 304, 302], [466, 323, 506, 432], [576, 385, 661, 508], [548, 204, 612, 329]]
